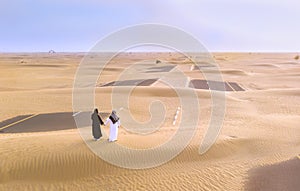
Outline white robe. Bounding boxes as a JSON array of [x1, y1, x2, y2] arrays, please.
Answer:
[[105, 118, 120, 141]]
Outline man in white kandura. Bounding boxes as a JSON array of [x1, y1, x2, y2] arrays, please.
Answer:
[[105, 110, 120, 142]]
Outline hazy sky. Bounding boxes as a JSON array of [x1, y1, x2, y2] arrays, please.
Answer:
[[1, 0, 299, 52]]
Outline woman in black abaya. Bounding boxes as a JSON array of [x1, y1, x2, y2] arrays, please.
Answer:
[[91, 108, 104, 141]]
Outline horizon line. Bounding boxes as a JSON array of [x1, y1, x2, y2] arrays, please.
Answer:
[[0, 51, 299, 54]]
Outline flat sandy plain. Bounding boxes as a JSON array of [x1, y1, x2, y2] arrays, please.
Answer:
[[0, 52, 299, 190]]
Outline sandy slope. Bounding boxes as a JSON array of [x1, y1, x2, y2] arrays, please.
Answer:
[[0, 53, 299, 190]]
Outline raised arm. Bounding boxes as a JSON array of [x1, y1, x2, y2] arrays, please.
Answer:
[[104, 118, 109, 126], [98, 115, 104, 125]]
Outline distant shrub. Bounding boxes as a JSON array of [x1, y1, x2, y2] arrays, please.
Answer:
[[294, 55, 299, 60]]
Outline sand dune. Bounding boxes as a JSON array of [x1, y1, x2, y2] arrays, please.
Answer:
[[0, 53, 299, 190], [246, 157, 300, 191], [220, 69, 248, 76], [250, 63, 280, 68]]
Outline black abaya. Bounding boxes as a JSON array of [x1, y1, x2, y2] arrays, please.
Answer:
[[91, 112, 104, 139]]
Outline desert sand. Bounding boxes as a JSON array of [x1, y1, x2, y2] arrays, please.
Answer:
[[0, 52, 299, 190]]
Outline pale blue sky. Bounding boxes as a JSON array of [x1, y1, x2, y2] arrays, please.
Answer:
[[0, 0, 299, 52]]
